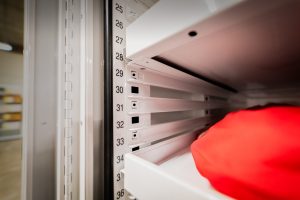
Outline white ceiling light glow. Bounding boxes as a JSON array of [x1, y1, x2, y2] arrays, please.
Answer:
[[0, 42, 13, 51]]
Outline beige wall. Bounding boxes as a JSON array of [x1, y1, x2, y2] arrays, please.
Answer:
[[0, 51, 23, 87]]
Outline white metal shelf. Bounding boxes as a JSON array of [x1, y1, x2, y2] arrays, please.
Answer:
[[124, 134, 233, 200], [126, 0, 242, 59], [126, 0, 300, 92]]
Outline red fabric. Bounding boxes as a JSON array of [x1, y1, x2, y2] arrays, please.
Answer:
[[191, 105, 300, 200]]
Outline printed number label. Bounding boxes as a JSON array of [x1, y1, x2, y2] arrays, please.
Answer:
[[116, 69, 123, 77], [116, 173, 121, 182], [116, 36, 123, 44], [116, 121, 124, 129], [116, 86, 123, 93], [116, 155, 124, 164], [115, 20, 123, 29], [116, 52, 123, 61], [116, 189, 125, 199], [115, 3, 123, 13], [116, 104, 123, 111], [116, 137, 124, 146]]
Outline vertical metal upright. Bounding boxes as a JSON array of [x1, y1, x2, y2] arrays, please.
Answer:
[[104, 1, 157, 199]]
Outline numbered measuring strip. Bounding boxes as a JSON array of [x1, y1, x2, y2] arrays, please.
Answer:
[[112, 1, 129, 199]]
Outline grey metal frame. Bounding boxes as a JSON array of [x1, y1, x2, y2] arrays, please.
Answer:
[[22, 0, 105, 199], [22, 0, 59, 199]]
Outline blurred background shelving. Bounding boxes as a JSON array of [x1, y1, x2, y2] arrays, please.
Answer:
[[0, 87, 22, 141]]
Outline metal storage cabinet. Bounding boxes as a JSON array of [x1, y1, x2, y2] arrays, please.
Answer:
[[21, 0, 300, 200], [105, 0, 300, 200]]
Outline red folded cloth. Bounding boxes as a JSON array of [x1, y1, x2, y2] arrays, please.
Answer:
[[191, 105, 300, 200]]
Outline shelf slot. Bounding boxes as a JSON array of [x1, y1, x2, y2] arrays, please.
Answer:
[[127, 97, 228, 114]]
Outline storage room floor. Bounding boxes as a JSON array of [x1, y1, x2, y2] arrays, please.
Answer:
[[0, 139, 21, 200]]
